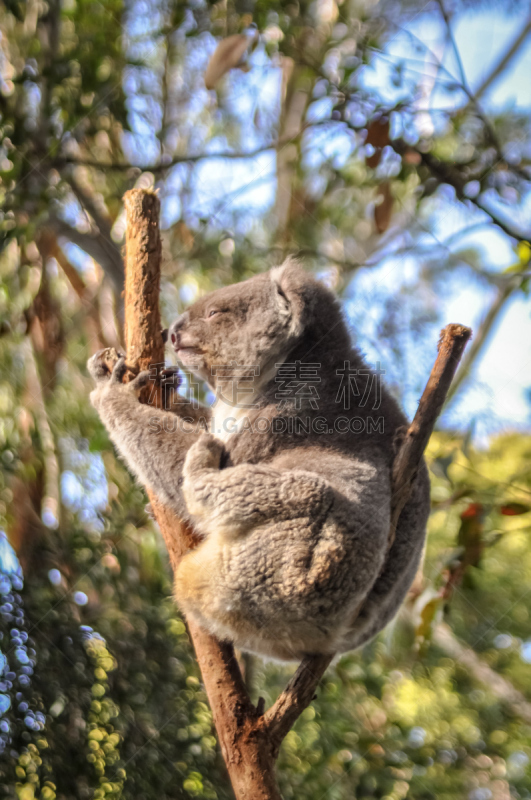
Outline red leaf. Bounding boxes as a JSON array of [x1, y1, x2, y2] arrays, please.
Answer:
[[460, 502, 483, 520], [403, 148, 422, 166], [499, 502, 530, 516]]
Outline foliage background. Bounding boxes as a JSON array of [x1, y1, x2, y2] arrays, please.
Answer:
[[1, 0, 531, 797]]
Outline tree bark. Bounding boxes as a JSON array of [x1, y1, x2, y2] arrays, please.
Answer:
[[390, 323, 472, 543], [121, 188, 472, 799], [122, 189, 282, 799]]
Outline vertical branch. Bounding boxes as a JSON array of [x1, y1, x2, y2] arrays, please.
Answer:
[[23, 339, 61, 531], [123, 190, 164, 372], [122, 189, 283, 800], [274, 61, 310, 247], [33, 232, 65, 391]]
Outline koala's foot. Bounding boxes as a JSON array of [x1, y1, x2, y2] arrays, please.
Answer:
[[182, 434, 225, 522], [184, 433, 225, 474]]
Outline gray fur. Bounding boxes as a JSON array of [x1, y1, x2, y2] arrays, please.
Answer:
[[88, 260, 430, 661]]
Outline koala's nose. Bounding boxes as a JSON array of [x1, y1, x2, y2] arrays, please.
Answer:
[[168, 313, 188, 348]]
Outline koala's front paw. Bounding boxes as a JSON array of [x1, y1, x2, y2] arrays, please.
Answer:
[[87, 347, 125, 384], [89, 355, 150, 413], [184, 433, 225, 474], [94, 354, 156, 393]]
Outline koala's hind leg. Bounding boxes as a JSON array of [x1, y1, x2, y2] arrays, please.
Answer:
[[181, 434, 333, 535], [178, 435, 390, 660], [175, 534, 341, 661], [174, 542, 308, 660]]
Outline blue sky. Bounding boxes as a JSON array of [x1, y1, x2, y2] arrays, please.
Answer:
[[346, 8, 531, 440], [90, 6, 531, 441], [415, 10, 531, 438]]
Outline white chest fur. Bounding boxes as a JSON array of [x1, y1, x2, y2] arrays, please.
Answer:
[[210, 399, 250, 443]]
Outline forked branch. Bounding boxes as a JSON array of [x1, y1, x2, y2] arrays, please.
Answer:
[[122, 188, 471, 800], [264, 322, 472, 753]]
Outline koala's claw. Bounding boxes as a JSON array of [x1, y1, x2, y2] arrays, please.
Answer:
[[110, 357, 128, 384], [87, 347, 125, 384]]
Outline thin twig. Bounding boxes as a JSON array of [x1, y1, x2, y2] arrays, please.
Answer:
[[470, 16, 531, 104], [56, 140, 289, 173], [436, 0, 529, 183], [390, 323, 472, 534], [264, 654, 333, 756], [404, 144, 531, 241]]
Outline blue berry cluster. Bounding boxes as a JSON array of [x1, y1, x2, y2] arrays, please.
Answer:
[[0, 531, 44, 755]]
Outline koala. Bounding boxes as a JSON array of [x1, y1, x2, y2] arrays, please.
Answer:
[[88, 259, 430, 661]]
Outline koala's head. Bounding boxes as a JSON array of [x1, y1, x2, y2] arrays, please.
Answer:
[[168, 259, 348, 391]]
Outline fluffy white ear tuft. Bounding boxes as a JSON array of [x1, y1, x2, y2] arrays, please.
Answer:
[[270, 264, 291, 316], [270, 258, 305, 337]]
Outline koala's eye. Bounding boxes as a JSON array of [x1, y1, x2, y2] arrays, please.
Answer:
[[208, 309, 221, 318]]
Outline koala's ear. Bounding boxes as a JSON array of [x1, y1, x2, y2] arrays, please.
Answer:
[[270, 259, 306, 337]]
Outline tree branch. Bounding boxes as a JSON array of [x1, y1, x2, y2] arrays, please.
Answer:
[[66, 174, 125, 293], [435, 0, 530, 184], [469, 15, 531, 104], [119, 189, 471, 799], [390, 324, 472, 536], [433, 623, 531, 725], [38, 228, 107, 351], [56, 141, 287, 173], [263, 324, 472, 744], [122, 189, 281, 800], [394, 142, 531, 241], [23, 338, 61, 531], [263, 654, 332, 756], [50, 217, 124, 294]]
